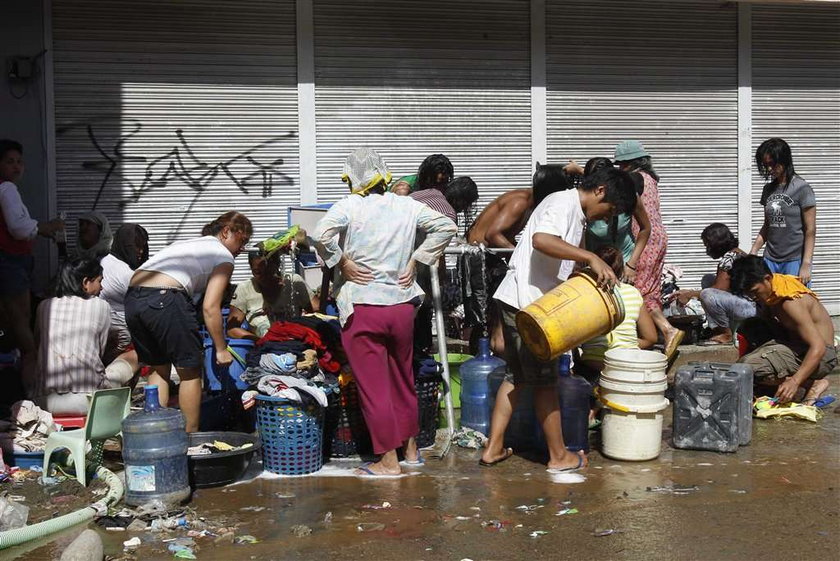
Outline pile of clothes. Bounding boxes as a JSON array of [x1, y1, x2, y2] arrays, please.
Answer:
[[240, 315, 343, 408], [0, 401, 58, 454]]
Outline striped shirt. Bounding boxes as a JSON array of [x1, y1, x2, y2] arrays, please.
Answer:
[[410, 188, 457, 223], [36, 296, 111, 395], [580, 282, 644, 362]]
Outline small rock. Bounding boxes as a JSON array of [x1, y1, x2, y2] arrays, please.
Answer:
[[60, 529, 103, 561], [290, 525, 312, 538]]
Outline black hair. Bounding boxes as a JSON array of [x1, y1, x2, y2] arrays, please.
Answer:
[[701, 223, 739, 260], [0, 139, 23, 160], [532, 163, 573, 207], [620, 156, 659, 182], [111, 223, 149, 269], [594, 245, 624, 278], [755, 137, 795, 184], [445, 176, 479, 213], [584, 157, 613, 176], [729, 255, 771, 297], [416, 154, 454, 191], [580, 167, 638, 215], [55, 258, 102, 298]]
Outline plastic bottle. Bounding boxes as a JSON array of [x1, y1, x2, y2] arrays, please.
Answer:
[[121, 385, 190, 507], [149, 516, 188, 531], [556, 355, 591, 452], [55, 211, 67, 259], [459, 338, 505, 435]]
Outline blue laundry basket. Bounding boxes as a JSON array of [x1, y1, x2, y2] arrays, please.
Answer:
[[256, 395, 324, 475]]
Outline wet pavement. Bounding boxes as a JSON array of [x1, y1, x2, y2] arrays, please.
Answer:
[[5, 370, 839, 561]]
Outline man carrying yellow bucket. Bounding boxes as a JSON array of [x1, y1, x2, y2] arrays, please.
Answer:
[[479, 167, 638, 471]]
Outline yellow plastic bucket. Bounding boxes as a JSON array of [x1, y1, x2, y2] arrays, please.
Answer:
[[515, 271, 625, 362]]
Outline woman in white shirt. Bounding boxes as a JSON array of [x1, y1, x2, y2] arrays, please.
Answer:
[[125, 211, 252, 432], [100, 223, 149, 376], [314, 148, 457, 476]]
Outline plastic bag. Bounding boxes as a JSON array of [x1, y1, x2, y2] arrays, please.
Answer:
[[0, 497, 29, 531]]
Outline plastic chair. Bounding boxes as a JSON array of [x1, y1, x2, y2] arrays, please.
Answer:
[[42, 387, 131, 486]]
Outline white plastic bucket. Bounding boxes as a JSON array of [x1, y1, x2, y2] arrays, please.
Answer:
[[598, 349, 669, 461]]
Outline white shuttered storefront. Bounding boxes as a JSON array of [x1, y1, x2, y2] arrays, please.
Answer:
[[313, 0, 533, 211], [545, 0, 739, 290], [752, 4, 840, 312], [51, 0, 299, 279]]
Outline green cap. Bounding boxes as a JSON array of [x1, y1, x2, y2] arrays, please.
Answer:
[[614, 140, 649, 162]]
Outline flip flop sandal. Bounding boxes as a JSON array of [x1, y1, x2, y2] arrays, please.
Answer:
[[354, 462, 403, 478], [546, 453, 585, 474], [478, 447, 513, 467], [665, 330, 686, 360], [399, 452, 425, 467]]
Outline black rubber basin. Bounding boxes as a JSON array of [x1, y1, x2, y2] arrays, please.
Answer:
[[187, 431, 261, 489]]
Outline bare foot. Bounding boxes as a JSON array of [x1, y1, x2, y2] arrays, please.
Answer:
[[802, 379, 830, 405], [547, 450, 588, 471], [355, 461, 401, 476], [479, 447, 513, 467]]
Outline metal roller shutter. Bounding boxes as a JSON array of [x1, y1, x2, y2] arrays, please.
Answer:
[[51, 0, 299, 280], [312, 0, 532, 218], [545, 0, 739, 290], [752, 3, 840, 312]]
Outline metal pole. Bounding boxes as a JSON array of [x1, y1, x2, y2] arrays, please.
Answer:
[[429, 265, 456, 433]]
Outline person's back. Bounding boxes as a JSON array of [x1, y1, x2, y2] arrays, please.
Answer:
[[467, 189, 532, 247], [336, 192, 438, 285], [137, 235, 234, 296], [770, 276, 834, 349]]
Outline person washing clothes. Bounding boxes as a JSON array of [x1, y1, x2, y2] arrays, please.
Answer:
[[125, 211, 252, 432], [33, 258, 136, 414], [479, 167, 638, 472], [313, 148, 457, 477]]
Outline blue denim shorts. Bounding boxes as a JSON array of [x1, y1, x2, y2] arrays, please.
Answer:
[[0, 251, 34, 297]]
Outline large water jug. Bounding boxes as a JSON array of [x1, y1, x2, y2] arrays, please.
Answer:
[[488, 366, 539, 450], [459, 338, 505, 435], [557, 355, 591, 452], [122, 385, 191, 506]]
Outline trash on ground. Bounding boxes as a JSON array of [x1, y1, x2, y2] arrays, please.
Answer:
[[555, 508, 579, 516], [0, 496, 29, 531], [123, 536, 142, 552], [594, 528, 623, 537], [362, 501, 391, 510], [235, 534, 260, 544], [290, 525, 312, 538], [529, 530, 549, 537], [356, 522, 386, 532], [646, 484, 700, 495]]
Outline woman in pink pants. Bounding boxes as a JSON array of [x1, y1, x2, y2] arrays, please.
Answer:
[[314, 148, 456, 476]]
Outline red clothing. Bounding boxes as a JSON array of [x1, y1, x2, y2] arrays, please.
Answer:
[[257, 321, 340, 373], [341, 304, 418, 454], [410, 188, 457, 223], [631, 171, 668, 311]]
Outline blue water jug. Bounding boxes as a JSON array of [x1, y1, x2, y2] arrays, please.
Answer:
[[488, 366, 539, 450], [459, 338, 505, 435], [557, 355, 591, 452], [122, 385, 191, 506]]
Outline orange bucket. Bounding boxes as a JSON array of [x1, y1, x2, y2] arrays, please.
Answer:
[[515, 271, 625, 362]]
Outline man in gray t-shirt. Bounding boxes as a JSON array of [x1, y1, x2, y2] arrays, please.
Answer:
[[760, 174, 816, 263]]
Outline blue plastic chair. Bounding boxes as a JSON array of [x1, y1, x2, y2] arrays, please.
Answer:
[[42, 387, 131, 486]]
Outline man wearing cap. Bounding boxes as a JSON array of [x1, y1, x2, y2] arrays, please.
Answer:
[[313, 148, 457, 476]]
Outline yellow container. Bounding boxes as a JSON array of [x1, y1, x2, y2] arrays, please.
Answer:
[[515, 271, 625, 362]]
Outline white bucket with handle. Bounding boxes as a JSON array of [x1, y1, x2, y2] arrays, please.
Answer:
[[598, 349, 669, 461]]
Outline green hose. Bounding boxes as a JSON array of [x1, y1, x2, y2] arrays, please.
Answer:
[[0, 466, 124, 550]]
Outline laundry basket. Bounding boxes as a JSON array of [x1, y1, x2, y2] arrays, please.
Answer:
[[328, 377, 372, 458], [415, 365, 443, 449], [256, 395, 324, 475]]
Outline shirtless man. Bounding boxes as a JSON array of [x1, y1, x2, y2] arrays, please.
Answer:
[[730, 255, 836, 404], [463, 164, 572, 352]]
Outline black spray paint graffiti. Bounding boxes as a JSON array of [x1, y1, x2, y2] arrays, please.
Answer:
[[80, 122, 295, 240]]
